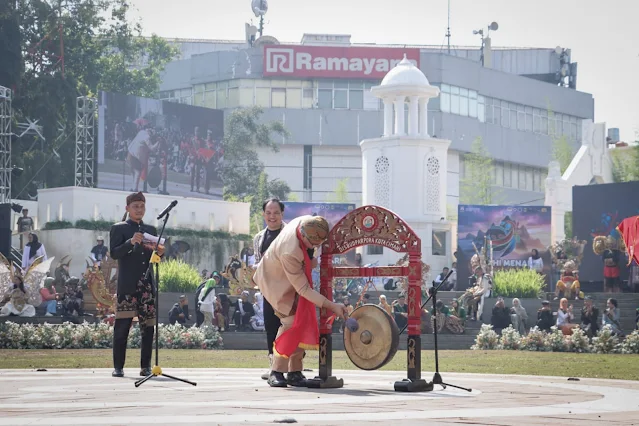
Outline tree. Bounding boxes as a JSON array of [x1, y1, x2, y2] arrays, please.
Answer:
[[460, 137, 499, 205], [326, 178, 350, 203], [221, 107, 292, 233], [610, 146, 639, 183], [4, 0, 177, 199]]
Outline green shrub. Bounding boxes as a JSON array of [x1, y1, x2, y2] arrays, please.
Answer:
[[158, 259, 202, 293], [492, 268, 545, 298], [43, 220, 73, 230], [75, 219, 113, 231]]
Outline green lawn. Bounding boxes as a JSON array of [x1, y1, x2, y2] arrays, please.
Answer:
[[1, 349, 638, 380]]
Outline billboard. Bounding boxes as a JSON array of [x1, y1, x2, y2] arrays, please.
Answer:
[[97, 91, 224, 200], [456, 205, 553, 288], [263, 45, 421, 79], [572, 181, 639, 283]]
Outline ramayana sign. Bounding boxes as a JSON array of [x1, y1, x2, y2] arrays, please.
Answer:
[[263, 45, 421, 79]]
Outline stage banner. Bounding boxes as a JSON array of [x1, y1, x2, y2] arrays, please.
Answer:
[[456, 205, 552, 288], [572, 181, 639, 283], [97, 91, 224, 200]]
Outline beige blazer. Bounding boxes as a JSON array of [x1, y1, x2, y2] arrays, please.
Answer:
[[253, 216, 327, 317]]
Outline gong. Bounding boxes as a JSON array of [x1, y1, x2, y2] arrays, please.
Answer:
[[344, 304, 400, 371], [147, 166, 162, 189]]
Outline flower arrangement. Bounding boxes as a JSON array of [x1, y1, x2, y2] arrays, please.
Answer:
[[566, 327, 590, 353], [0, 321, 223, 350], [619, 330, 639, 354], [471, 324, 499, 350], [518, 326, 550, 352], [498, 325, 521, 350], [546, 327, 568, 352], [472, 324, 635, 354], [591, 325, 621, 354]]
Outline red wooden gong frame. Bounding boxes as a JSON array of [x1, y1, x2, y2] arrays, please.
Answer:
[[306, 205, 432, 392]]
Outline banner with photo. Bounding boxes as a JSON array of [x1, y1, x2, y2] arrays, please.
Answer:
[[97, 91, 224, 199], [456, 205, 553, 287]]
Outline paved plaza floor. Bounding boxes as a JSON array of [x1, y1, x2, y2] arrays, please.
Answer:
[[1, 368, 638, 425]]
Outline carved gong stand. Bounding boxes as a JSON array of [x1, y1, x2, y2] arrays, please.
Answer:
[[306, 205, 431, 392]]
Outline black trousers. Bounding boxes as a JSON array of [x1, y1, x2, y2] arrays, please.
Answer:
[[113, 318, 154, 370], [263, 297, 281, 355]]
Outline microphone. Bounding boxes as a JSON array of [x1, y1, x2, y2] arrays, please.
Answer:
[[133, 223, 142, 253], [157, 200, 178, 220]]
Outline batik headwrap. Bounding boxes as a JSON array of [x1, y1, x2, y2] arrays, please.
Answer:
[[123, 192, 146, 221]]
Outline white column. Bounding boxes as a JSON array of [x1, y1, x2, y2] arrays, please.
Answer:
[[383, 98, 393, 137], [408, 96, 419, 136], [394, 96, 405, 136], [419, 97, 429, 137]]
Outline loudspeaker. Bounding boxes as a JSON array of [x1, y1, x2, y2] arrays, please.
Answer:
[[0, 228, 11, 260], [0, 203, 12, 230], [0, 204, 13, 260]]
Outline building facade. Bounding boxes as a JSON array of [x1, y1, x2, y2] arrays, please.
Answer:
[[157, 34, 594, 262]]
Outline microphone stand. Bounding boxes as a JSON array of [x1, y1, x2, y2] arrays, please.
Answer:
[[399, 270, 472, 393], [135, 212, 197, 388]]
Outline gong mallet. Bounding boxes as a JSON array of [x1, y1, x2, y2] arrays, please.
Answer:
[[398, 269, 472, 393]]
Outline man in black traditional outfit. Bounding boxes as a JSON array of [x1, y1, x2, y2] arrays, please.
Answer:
[[110, 192, 164, 378]]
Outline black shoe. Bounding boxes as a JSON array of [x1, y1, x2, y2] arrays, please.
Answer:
[[268, 371, 287, 388], [112, 369, 124, 377], [139, 367, 152, 377], [286, 371, 307, 387]]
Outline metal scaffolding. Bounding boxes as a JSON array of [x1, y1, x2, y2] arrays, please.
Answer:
[[75, 96, 97, 187], [0, 87, 12, 204]]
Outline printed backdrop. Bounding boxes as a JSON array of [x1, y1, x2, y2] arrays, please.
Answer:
[[456, 205, 553, 287], [572, 181, 639, 283]]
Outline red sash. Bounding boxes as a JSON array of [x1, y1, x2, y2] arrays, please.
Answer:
[[273, 228, 320, 357], [617, 216, 639, 266]]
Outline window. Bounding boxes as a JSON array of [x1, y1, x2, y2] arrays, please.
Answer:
[[518, 166, 526, 190], [525, 106, 533, 132], [287, 88, 301, 108], [334, 89, 348, 108], [228, 86, 239, 108], [271, 88, 286, 108], [510, 106, 517, 130], [440, 84, 451, 113], [367, 245, 383, 255], [517, 104, 526, 131], [494, 162, 504, 186], [468, 91, 477, 118], [303, 145, 312, 190], [432, 231, 447, 256], [216, 82, 227, 109], [364, 82, 380, 110], [477, 95, 485, 122], [349, 89, 364, 110], [501, 101, 509, 128], [256, 88, 270, 107], [485, 97, 494, 123], [302, 88, 314, 108], [511, 164, 519, 189], [450, 86, 460, 114], [533, 169, 541, 192], [318, 89, 332, 108], [459, 88, 469, 116], [503, 163, 512, 187], [525, 167, 533, 191]]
